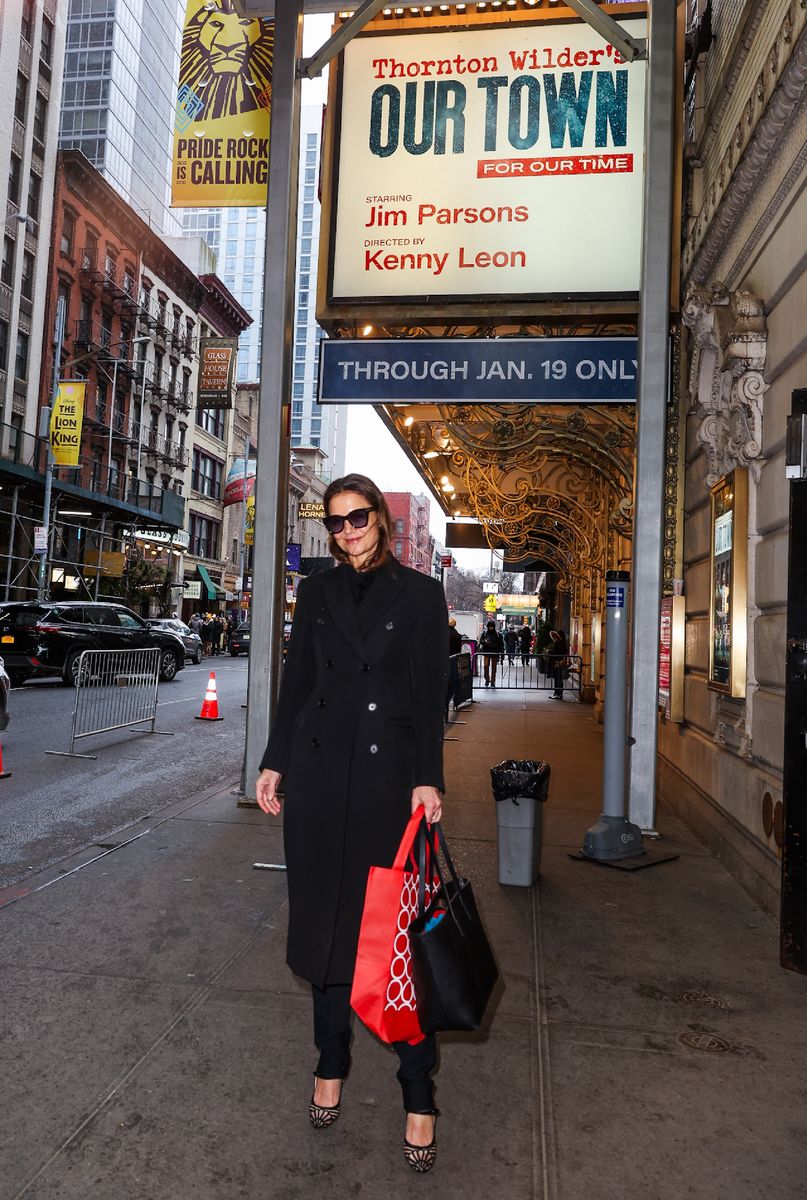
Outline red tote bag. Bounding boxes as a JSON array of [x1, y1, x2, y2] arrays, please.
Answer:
[[351, 807, 436, 1046]]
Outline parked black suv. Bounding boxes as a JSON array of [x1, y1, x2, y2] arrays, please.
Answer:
[[0, 601, 187, 687]]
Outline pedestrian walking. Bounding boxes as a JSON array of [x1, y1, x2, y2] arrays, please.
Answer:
[[504, 626, 517, 666], [548, 628, 569, 700], [479, 620, 504, 688], [518, 623, 533, 667], [201, 614, 213, 657], [211, 614, 223, 656], [448, 616, 463, 657], [189, 612, 202, 638], [255, 473, 449, 1173]]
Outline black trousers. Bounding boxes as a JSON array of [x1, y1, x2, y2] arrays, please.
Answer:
[[312, 983, 437, 1113]]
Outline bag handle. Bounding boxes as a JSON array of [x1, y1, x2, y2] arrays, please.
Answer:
[[392, 806, 429, 872], [416, 821, 471, 927]]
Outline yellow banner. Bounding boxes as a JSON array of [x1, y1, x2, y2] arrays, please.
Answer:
[[50, 381, 86, 466], [172, 0, 273, 208], [245, 495, 256, 546]]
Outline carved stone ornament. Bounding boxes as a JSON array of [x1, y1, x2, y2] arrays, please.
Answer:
[[682, 282, 768, 488]]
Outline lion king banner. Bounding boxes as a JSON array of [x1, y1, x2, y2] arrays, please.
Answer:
[[172, 0, 273, 207]]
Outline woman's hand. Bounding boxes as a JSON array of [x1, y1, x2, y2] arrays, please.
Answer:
[[256, 768, 283, 816], [412, 786, 443, 824]]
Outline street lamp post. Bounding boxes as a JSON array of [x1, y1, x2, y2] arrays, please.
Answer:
[[37, 296, 66, 601]]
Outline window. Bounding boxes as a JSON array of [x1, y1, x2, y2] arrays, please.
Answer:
[[58, 281, 71, 325], [84, 231, 98, 270], [189, 512, 220, 559], [15, 331, 29, 380], [1, 238, 15, 287], [9, 413, 23, 460], [395, 519, 404, 533], [14, 74, 28, 123], [27, 172, 41, 222], [21, 0, 34, 42], [20, 251, 34, 300], [40, 17, 53, 65], [0, 319, 8, 371], [196, 406, 225, 440], [61, 210, 75, 257], [33, 92, 47, 144], [9, 156, 21, 206], [232, 538, 238, 562]]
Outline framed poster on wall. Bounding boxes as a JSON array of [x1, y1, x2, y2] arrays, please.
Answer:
[[708, 468, 748, 698]]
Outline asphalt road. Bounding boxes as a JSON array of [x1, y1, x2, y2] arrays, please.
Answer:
[[0, 655, 251, 888]]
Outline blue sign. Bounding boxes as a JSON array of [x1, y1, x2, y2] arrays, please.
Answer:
[[286, 542, 302, 572], [606, 585, 625, 609], [319, 338, 637, 406]]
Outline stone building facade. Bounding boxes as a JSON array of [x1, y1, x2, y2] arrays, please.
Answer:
[[659, 0, 807, 915]]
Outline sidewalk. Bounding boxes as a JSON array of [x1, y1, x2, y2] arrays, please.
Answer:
[[1, 691, 806, 1199]]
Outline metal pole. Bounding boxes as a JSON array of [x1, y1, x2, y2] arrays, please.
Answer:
[[107, 357, 120, 489], [242, 0, 303, 800], [238, 432, 250, 616], [4, 485, 19, 601], [582, 571, 644, 860], [38, 296, 66, 601], [94, 512, 107, 601], [627, 1, 677, 832]]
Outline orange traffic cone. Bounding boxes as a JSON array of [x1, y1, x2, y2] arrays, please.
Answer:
[[0, 736, 10, 780], [195, 671, 224, 722]]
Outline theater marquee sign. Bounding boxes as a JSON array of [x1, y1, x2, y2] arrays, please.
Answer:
[[319, 9, 647, 324]]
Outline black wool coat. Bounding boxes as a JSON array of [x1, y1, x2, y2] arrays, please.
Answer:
[[260, 557, 449, 988]]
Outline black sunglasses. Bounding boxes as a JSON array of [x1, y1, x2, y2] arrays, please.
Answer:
[[323, 506, 376, 535]]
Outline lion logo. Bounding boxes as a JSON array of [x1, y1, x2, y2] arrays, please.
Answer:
[[179, 1, 273, 123]]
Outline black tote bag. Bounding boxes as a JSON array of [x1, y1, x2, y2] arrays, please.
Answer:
[[408, 823, 498, 1034]]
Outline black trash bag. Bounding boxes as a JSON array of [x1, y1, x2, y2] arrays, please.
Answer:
[[491, 759, 550, 803]]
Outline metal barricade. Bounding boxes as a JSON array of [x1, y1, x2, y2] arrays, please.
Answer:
[[47, 648, 171, 759], [471, 652, 583, 697]]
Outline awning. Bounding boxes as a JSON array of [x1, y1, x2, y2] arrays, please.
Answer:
[[196, 564, 218, 602]]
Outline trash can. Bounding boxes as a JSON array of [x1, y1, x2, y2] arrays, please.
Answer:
[[491, 759, 550, 886]]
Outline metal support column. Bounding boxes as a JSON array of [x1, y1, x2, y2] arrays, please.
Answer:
[[242, 0, 303, 800], [93, 512, 107, 601], [627, 1, 677, 832], [4, 485, 19, 601]]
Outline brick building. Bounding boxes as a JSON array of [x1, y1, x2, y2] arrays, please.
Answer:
[[21, 149, 250, 609], [384, 492, 431, 575]]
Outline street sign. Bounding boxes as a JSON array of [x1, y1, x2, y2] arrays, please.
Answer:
[[483, 581, 499, 593], [319, 337, 638, 405], [440, 554, 453, 568]]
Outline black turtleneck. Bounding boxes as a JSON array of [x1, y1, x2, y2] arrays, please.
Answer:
[[347, 554, 390, 607]]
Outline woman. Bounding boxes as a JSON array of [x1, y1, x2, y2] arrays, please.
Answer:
[[256, 474, 448, 1173], [548, 627, 569, 700]]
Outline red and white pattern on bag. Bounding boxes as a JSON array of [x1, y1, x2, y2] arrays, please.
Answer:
[[384, 873, 432, 1012]]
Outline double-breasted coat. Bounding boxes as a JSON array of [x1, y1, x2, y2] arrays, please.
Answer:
[[260, 556, 449, 988]]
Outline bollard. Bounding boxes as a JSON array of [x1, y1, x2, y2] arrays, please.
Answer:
[[582, 571, 644, 861]]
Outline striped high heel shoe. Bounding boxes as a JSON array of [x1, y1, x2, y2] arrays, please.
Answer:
[[309, 1076, 344, 1129], [403, 1110, 439, 1173]]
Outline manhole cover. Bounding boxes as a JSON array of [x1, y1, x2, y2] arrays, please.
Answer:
[[680, 991, 729, 1009], [679, 1031, 733, 1054]]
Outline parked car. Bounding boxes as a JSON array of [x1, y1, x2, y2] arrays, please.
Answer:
[[149, 618, 203, 665], [0, 601, 187, 687], [229, 623, 250, 656], [0, 656, 9, 731]]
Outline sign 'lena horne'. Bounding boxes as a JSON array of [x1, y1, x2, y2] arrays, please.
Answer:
[[326, 14, 646, 311]]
